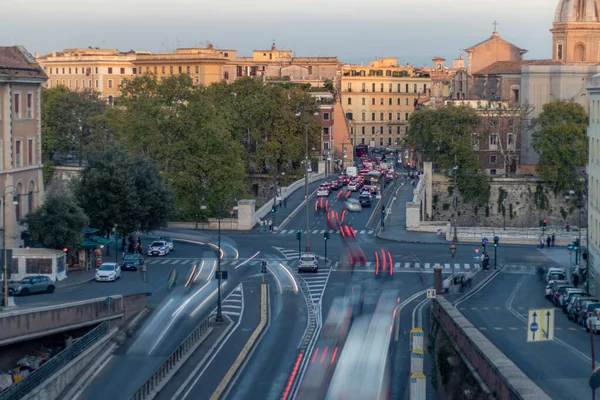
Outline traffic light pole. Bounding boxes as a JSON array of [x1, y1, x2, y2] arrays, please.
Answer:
[[297, 232, 302, 259], [494, 245, 497, 270], [325, 237, 328, 261]]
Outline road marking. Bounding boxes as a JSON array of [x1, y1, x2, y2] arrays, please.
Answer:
[[471, 307, 478, 310], [424, 263, 430, 269], [494, 307, 501, 310], [482, 307, 489, 310], [415, 263, 421, 268], [280, 230, 288, 234], [479, 327, 487, 330], [493, 327, 503, 330], [312, 230, 318, 234], [360, 230, 366, 234], [394, 263, 401, 269], [404, 262, 410, 268], [508, 327, 519, 330], [320, 230, 326, 234], [368, 230, 374, 234], [454, 263, 460, 270]]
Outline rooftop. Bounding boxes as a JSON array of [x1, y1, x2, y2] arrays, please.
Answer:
[[474, 59, 563, 75], [0, 46, 47, 80]]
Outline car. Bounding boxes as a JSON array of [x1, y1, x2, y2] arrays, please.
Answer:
[[7, 276, 55, 296], [122, 253, 145, 271], [315, 197, 329, 213], [159, 237, 174, 251], [344, 285, 364, 318], [546, 267, 565, 282], [568, 296, 598, 321], [551, 284, 573, 306], [330, 180, 340, 190], [344, 198, 362, 212], [561, 288, 586, 311], [95, 263, 121, 282], [148, 240, 170, 256], [347, 181, 358, 191], [317, 184, 330, 197], [578, 301, 600, 326], [298, 253, 319, 272], [359, 193, 372, 207]]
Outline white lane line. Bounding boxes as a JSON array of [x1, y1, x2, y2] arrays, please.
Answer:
[[404, 262, 411, 268], [320, 230, 326, 234], [455, 263, 461, 270], [464, 264, 471, 269], [394, 262, 401, 269], [424, 263, 430, 269], [415, 263, 421, 268], [312, 230, 319, 234], [444, 263, 450, 269]]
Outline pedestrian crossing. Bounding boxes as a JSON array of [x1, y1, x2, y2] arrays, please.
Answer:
[[298, 267, 331, 304], [211, 284, 243, 319], [273, 229, 375, 236], [331, 262, 482, 272]]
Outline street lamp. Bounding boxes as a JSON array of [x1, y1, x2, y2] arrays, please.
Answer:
[[449, 244, 457, 306], [2, 186, 18, 308], [201, 197, 238, 323], [503, 196, 507, 231], [296, 107, 319, 253]]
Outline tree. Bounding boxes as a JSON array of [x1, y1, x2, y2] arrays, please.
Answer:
[[75, 149, 170, 235], [41, 86, 70, 182], [531, 100, 588, 193], [21, 194, 89, 251], [406, 104, 490, 204]]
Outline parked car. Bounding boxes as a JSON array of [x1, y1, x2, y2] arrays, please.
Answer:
[[546, 280, 569, 299], [122, 253, 145, 271], [159, 237, 174, 251], [95, 263, 121, 282], [551, 284, 573, 306], [587, 309, 600, 333], [148, 240, 170, 256], [561, 288, 586, 312], [568, 297, 598, 321], [8, 276, 55, 296], [578, 300, 600, 326]]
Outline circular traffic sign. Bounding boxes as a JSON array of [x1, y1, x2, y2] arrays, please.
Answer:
[[530, 322, 539, 332], [482, 237, 489, 245]]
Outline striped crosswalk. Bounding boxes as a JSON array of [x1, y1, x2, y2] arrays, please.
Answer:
[[274, 229, 375, 236], [211, 284, 243, 318], [331, 262, 481, 272]]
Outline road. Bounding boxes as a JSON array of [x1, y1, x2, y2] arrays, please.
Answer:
[[459, 267, 598, 400]]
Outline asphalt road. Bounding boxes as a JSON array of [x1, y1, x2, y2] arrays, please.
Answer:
[[459, 270, 598, 400]]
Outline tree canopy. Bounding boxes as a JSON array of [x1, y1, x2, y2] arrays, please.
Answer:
[[21, 194, 89, 251], [406, 104, 490, 204], [531, 100, 588, 193], [74, 149, 170, 235]]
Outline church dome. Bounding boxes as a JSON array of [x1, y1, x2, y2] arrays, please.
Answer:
[[555, 0, 600, 23]]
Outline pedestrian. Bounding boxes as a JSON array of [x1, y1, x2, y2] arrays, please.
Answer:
[[262, 220, 266, 232], [551, 233, 555, 247], [268, 219, 273, 231], [138, 243, 143, 255], [566, 223, 570, 232], [546, 235, 551, 248], [540, 235, 545, 249], [574, 273, 580, 288], [257, 217, 262, 230], [284, 197, 287, 208]]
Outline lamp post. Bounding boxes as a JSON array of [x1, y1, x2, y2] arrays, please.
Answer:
[[449, 244, 457, 306], [503, 196, 507, 231], [2, 186, 18, 308], [297, 107, 319, 253], [577, 197, 584, 268], [201, 198, 238, 323]]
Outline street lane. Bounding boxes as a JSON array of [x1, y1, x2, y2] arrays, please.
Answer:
[[459, 271, 595, 400]]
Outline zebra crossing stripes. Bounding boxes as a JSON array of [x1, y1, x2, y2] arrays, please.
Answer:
[[298, 267, 331, 304], [212, 284, 243, 318], [331, 262, 481, 271], [273, 229, 375, 236]]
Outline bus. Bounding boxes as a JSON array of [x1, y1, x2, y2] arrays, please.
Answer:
[[364, 171, 384, 194], [326, 290, 400, 400]]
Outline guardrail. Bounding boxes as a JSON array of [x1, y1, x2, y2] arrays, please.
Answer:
[[0, 322, 109, 400], [130, 317, 211, 400]]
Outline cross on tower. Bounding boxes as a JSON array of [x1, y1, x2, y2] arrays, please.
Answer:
[[493, 20, 499, 32]]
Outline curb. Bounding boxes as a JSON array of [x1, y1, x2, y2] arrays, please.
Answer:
[[277, 189, 318, 231]]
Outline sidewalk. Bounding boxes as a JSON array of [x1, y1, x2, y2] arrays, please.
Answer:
[[377, 181, 446, 244], [57, 269, 96, 288]]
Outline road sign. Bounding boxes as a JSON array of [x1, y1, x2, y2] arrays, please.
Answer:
[[527, 308, 555, 342], [426, 289, 436, 299], [568, 250, 573, 255], [567, 244, 574, 251], [482, 237, 488, 245], [474, 248, 480, 254], [473, 254, 482, 261]]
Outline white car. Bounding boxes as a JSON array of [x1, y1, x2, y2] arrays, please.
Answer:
[[348, 182, 358, 191], [148, 240, 170, 256], [298, 253, 319, 272], [316, 185, 330, 197], [344, 198, 362, 212], [95, 263, 121, 282]]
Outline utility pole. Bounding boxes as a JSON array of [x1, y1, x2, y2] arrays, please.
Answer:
[[453, 154, 458, 242], [304, 112, 311, 253]]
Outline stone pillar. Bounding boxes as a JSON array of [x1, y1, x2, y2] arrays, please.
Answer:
[[236, 199, 256, 230], [424, 161, 433, 220], [433, 265, 443, 295], [318, 161, 326, 177]]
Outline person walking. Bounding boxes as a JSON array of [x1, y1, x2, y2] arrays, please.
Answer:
[[546, 235, 551, 248], [540, 235, 545, 249], [574, 273, 580, 288], [268, 219, 273, 231], [283, 197, 287, 208], [551, 233, 555, 247]]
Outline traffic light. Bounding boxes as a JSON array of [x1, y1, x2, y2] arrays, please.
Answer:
[[584, 251, 589, 261], [261, 261, 267, 274], [381, 206, 385, 217], [271, 205, 278, 213], [493, 236, 499, 247], [543, 219, 547, 227], [574, 238, 580, 250], [324, 231, 330, 241], [296, 231, 301, 241]]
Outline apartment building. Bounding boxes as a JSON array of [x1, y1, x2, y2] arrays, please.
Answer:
[[0, 46, 47, 248], [586, 74, 600, 296], [340, 58, 432, 149]]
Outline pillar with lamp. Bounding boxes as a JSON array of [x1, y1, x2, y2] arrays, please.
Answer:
[[200, 197, 238, 323], [2, 186, 18, 308]]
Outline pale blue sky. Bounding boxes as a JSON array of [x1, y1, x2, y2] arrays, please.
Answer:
[[1, 0, 556, 66]]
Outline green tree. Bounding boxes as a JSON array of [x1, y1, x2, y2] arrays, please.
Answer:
[[21, 194, 89, 251], [75, 149, 170, 235], [531, 100, 588, 193], [41, 86, 70, 182], [406, 104, 490, 204], [323, 79, 335, 92]]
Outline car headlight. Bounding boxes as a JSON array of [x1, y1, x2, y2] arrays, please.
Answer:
[[161, 247, 166, 251], [16, 286, 22, 291]]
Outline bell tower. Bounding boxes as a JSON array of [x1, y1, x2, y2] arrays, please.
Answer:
[[551, 0, 600, 64]]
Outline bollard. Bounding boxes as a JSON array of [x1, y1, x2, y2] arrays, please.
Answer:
[[411, 348, 424, 374], [409, 372, 426, 400], [433, 265, 443, 295], [410, 327, 424, 351]]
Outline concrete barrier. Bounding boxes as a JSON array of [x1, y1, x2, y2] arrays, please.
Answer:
[[431, 296, 550, 400], [0, 293, 147, 346]]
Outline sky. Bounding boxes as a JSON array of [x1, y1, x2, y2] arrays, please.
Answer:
[[1, 0, 557, 67]]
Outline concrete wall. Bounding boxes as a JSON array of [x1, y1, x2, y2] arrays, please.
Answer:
[[431, 175, 586, 228], [0, 293, 146, 346], [431, 296, 550, 400]]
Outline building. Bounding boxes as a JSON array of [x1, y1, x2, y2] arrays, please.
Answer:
[[586, 73, 600, 296], [445, 100, 521, 176], [0, 46, 47, 249], [37, 43, 340, 103], [340, 58, 432, 150], [422, 56, 465, 108]]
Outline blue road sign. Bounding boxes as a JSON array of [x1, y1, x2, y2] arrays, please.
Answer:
[[474, 254, 482, 261], [482, 237, 489, 245], [530, 322, 539, 333], [567, 244, 574, 251]]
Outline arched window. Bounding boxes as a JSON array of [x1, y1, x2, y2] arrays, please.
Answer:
[[575, 43, 585, 62], [388, 138, 392, 145]]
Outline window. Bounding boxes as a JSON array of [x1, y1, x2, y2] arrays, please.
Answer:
[[224, 71, 229, 79], [26, 93, 32, 119], [323, 113, 330, 120], [82, 79, 85, 87], [380, 126, 384, 134], [512, 89, 519, 103], [14, 93, 20, 118], [507, 133, 515, 149], [68, 80, 72, 88], [361, 138, 365, 144], [324, 127, 329, 135], [371, 113, 375, 121], [405, 84, 409, 92], [380, 138, 383, 146], [324, 142, 329, 150], [108, 80, 113, 88], [95, 80, 99, 88], [388, 138, 392, 145], [397, 98, 401, 105], [162, 66, 166, 74], [372, 127, 375, 134], [396, 113, 401, 120], [75, 80, 78, 88], [15, 139, 21, 168], [170, 66, 174, 75], [185, 66, 189, 74], [472, 134, 479, 150], [386, 70, 391, 77], [154, 67, 157, 74], [361, 126, 365, 134], [28, 138, 33, 165], [490, 169, 497, 175], [108, 67, 113, 74], [380, 83, 384, 92], [558, 43, 563, 60], [26, 259, 52, 274], [75, 68, 78, 74], [389, 84, 392, 92], [119, 67, 125, 74], [50, 68, 53, 74], [397, 84, 401, 93], [389, 98, 392, 105], [95, 67, 98, 74], [406, 98, 409, 105], [397, 126, 400, 134], [347, 83, 352, 92], [372, 98, 375, 105], [361, 113, 366, 121], [28, 190, 33, 215], [362, 83, 365, 92], [362, 98, 365, 105], [68, 68, 71, 74], [405, 112, 409, 120], [423, 84, 427, 92], [380, 113, 384, 121], [388, 126, 392, 134], [388, 113, 392, 121], [348, 98, 352, 105], [380, 98, 384, 105], [108, 95, 114, 106], [133, 67, 137, 74], [372, 83, 376, 92], [489, 134, 498, 150], [62, 68, 65, 74], [489, 155, 497, 164]]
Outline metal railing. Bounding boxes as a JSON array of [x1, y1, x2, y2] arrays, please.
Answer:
[[130, 317, 211, 400], [0, 321, 110, 400]]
